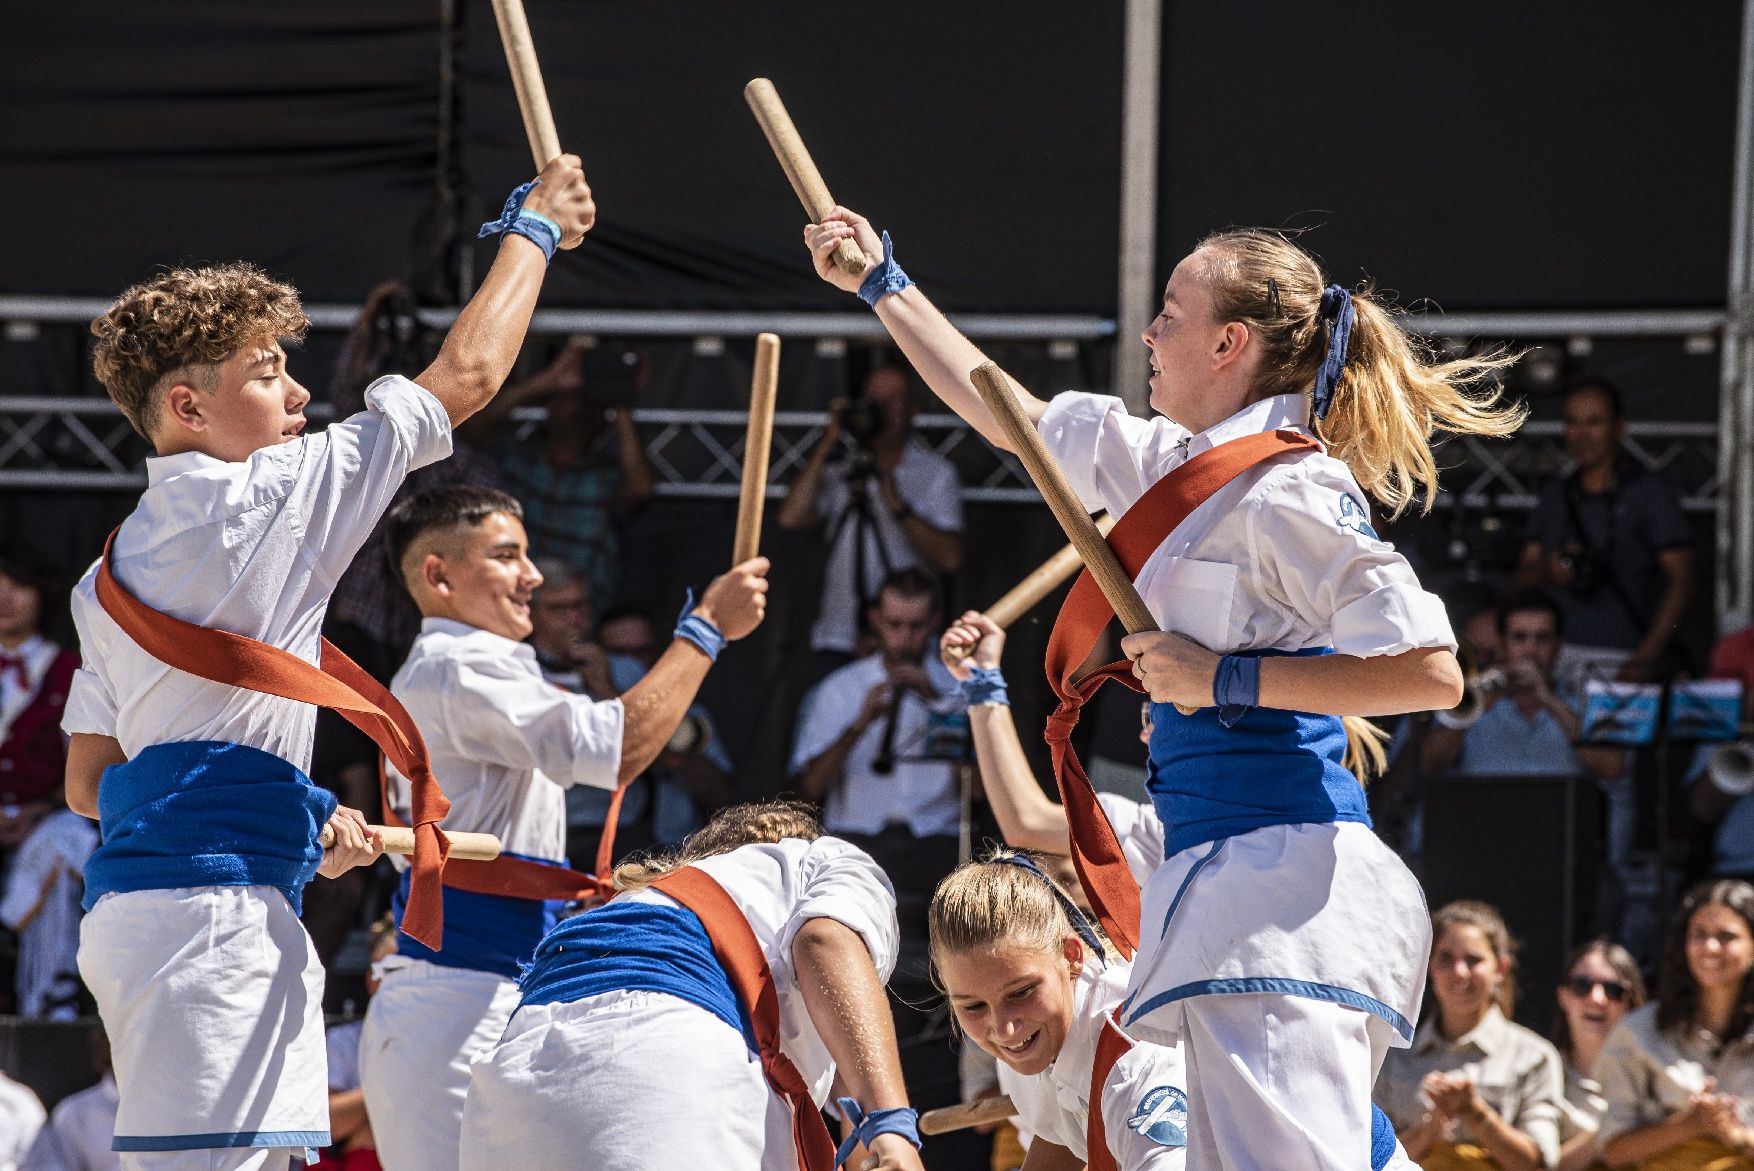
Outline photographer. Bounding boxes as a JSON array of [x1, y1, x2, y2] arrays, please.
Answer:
[[1421, 591, 1626, 784], [779, 365, 964, 679], [1515, 377, 1695, 687], [461, 336, 656, 607]]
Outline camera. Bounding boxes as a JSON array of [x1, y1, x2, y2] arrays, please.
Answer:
[[1557, 545, 1607, 598], [665, 713, 711, 756], [837, 399, 885, 449]]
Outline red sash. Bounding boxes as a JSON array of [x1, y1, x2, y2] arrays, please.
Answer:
[[1043, 430, 1319, 957], [1085, 1011, 1136, 1171], [650, 866, 837, 1171], [93, 530, 454, 949]]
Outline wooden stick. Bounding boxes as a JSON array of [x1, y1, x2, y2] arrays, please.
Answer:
[[919, 1095, 1016, 1136], [320, 824, 502, 862], [743, 78, 869, 278], [969, 363, 1158, 635], [733, 333, 780, 565], [489, 0, 562, 169], [944, 514, 1116, 665]]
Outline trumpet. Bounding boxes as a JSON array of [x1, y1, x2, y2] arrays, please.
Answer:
[[1436, 661, 1506, 730], [1709, 740, 1754, 796]]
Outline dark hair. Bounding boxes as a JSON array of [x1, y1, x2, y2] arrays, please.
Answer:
[[874, 567, 938, 606], [1496, 589, 1565, 641], [1562, 376, 1626, 421], [1552, 938, 1647, 1057], [1656, 879, 1754, 1044], [1431, 900, 1519, 1017], [383, 484, 524, 587], [596, 604, 659, 632], [0, 542, 68, 639]]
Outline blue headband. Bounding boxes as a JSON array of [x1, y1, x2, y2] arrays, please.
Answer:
[[1311, 283, 1355, 421], [994, 853, 1105, 958]]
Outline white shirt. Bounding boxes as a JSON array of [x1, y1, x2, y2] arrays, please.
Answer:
[[19, 1074, 116, 1171], [0, 637, 64, 746], [62, 375, 454, 770], [0, 1075, 44, 1171], [1097, 793, 1165, 886], [810, 442, 965, 653], [326, 1020, 363, 1093], [998, 958, 1187, 1168], [0, 810, 98, 1019], [789, 653, 967, 838], [1037, 392, 1455, 657], [385, 618, 623, 861], [622, 835, 899, 1108]]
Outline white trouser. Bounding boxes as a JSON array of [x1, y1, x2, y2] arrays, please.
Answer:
[[461, 988, 796, 1171], [359, 959, 522, 1171], [121, 1150, 291, 1171], [1177, 993, 1393, 1171]]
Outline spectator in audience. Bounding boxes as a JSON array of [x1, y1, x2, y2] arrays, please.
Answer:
[[545, 593, 733, 869], [1420, 591, 1626, 784], [1516, 377, 1694, 687], [19, 1028, 117, 1171], [791, 568, 967, 968], [313, 916, 395, 1171], [0, 1072, 43, 1171], [1376, 900, 1565, 1170], [778, 366, 965, 679], [1597, 879, 1754, 1167], [1551, 940, 1647, 1171], [0, 545, 78, 852], [1685, 622, 1754, 883], [0, 801, 97, 1019], [460, 339, 654, 608]]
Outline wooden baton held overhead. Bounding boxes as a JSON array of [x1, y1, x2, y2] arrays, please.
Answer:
[[732, 333, 780, 565], [320, 824, 502, 862], [743, 78, 870, 278], [969, 363, 1158, 635], [489, 0, 562, 169], [919, 1095, 1017, 1136]]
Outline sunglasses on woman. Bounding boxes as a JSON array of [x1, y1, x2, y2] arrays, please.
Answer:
[[1565, 975, 1630, 1003]]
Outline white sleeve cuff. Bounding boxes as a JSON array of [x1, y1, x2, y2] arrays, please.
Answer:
[[1035, 391, 1126, 513], [1330, 583, 1458, 658], [366, 374, 454, 472], [59, 668, 117, 738], [565, 696, 625, 791], [778, 838, 901, 984]]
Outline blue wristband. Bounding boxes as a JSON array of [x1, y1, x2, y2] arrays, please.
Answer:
[[1212, 654, 1261, 729], [478, 181, 559, 263], [958, 666, 1009, 707], [857, 231, 912, 307], [834, 1098, 921, 1167], [673, 589, 726, 662]]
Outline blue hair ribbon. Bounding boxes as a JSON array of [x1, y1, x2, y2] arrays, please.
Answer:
[[993, 852, 1105, 958], [1311, 283, 1355, 420], [833, 1098, 920, 1167]]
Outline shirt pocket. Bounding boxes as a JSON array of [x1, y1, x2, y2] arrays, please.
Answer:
[[1141, 556, 1238, 652]]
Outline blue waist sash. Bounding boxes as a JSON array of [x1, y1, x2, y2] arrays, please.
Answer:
[[392, 853, 568, 981], [84, 741, 337, 914], [517, 900, 756, 1051], [1148, 648, 1370, 858]]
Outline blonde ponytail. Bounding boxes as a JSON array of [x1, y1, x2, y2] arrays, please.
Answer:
[[1195, 230, 1526, 517], [1341, 715, 1388, 784]]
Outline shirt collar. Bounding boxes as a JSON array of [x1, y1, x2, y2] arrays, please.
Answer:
[[418, 615, 537, 660], [1184, 393, 1313, 460], [1414, 1005, 1509, 1056], [144, 450, 226, 486]]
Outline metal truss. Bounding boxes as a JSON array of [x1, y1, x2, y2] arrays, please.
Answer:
[[0, 395, 1719, 514]]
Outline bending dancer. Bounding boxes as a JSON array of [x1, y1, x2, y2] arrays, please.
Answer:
[[359, 483, 769, 1171], [63, 154, 594, 1169], [803, 208, 1518, 1169], [459, 800, 925, 1171]]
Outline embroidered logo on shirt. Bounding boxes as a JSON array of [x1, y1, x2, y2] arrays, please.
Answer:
[[1127, 1085, 1189, 1147], [1338, 494, 1380, 541]]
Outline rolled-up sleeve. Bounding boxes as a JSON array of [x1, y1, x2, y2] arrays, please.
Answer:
[[1251, 466, 1456, 657], [441, 659, 624, 791], [1513, 1042, 1565, 1168], [60, 585, 116, 738], [1035, 392, 1187, 518], [779, 836, 900, 983]]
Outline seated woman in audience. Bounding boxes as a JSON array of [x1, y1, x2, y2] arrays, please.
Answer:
[[1376, 900, 1565, 1170], [1597, 879, 1754, 1169], [1552, 940, 1646, 1171]]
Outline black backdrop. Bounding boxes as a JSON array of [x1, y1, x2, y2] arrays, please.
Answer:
[[3, 2, 1739, 312]]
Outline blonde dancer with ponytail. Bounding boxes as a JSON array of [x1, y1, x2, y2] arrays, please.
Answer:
[[803, 210, 1519, 1171]]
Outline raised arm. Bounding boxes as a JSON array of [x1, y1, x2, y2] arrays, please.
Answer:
[[417, 155, 596, 426], [792, 917, 925, 1171], [806, 208, 1046, 451], [941, 613, 1069, 854]]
